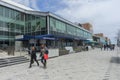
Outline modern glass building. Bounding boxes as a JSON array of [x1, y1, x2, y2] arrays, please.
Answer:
[[0, 0, 92, 50]]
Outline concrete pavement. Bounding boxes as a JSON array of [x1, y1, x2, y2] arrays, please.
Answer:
[[0, 48, 120, 80]]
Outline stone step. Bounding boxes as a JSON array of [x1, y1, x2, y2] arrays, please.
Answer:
[[0, 60, 29, 68], [0, 58, 29, 65], [0, 56, 29, 68], [0, 57, 28, 62], [0, 56, 25, 60]]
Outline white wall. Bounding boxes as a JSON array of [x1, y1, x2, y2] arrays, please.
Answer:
[[15, 41, 22, 51]]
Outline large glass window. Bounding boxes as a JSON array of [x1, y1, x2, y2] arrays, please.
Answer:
[[40, 17, 46, 28], [66, 24, 75, 35], [49, 17, 92, 39], [76, 29, 81, 36], [50, 17, 66, 33], [50, 17, 56, 31], [56, 20, 66, 33], [10, 10, 15, 19], [0, 5, 25, 43], [24, 15, 47, 35], [56, 20, 61, 32], [5, 8, 9, 18], [0, 6, 3, 16], [61, 22, 66, 33]]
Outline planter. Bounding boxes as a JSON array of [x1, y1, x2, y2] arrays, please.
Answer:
[[59, 49, 69, 56]]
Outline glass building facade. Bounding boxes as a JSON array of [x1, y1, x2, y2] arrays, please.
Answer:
[[49, 16, 92, 47], [25, 14, 47, 36], [49, 17, 92, 39], [0, 5, 25, 48], [0, 1, 92, 49]]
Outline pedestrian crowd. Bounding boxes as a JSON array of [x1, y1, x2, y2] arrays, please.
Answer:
[[100, 44, 115, 51], [28, 44, 48, 69]]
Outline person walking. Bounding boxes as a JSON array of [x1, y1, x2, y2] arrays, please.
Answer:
[[104, 45, 106, 50], [29, 46, 39, 68], [86, 46, 89, 51], [106, 44, 109, 51], [113, 44, 115, 50], [100, 44, 103, 51], [40, 44, 48, 68]]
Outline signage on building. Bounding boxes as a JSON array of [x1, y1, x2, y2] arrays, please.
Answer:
[[15, 35, 23, 39]]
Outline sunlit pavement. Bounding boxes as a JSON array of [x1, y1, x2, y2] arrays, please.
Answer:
[[0, 48, 120, 80]]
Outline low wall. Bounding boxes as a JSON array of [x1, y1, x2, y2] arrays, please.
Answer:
[[48, 49, 59, 58], [59, 50, 69, 56], [36, 48, 59, 59]]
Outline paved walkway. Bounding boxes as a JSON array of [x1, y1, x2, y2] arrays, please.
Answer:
[[0, 48, 120, 80]]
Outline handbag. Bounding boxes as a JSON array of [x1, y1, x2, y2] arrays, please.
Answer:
[[44, 54, 48, 60]]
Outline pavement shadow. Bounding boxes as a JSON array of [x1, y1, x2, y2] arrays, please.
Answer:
[[110, 57, 120, 64]]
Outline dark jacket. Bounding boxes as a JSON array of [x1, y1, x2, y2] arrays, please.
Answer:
[[31, 50, 36, 57]]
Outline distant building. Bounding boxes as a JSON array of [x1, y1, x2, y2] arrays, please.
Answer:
[[93, 35, 100, 43], [81, 23, 93, 33], [105, 37, 111, 45], [95, 33, 104, 37], [94, 33, 107, 45]]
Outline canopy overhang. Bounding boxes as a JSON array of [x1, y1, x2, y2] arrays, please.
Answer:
[[15, 34, 88, 41]]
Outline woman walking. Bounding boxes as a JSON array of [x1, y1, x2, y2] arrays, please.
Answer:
[[29, 46, 39, 68], [40, 44, 48, 68]]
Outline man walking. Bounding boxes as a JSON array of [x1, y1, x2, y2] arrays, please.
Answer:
[[29, 46, 39, 68]]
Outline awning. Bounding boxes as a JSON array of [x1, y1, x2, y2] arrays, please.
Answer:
[[35, 34, 57, 40], [35, 34, 54, 38], [84, 39, 98, 44], [15, 34, 56, 41], [42, 37, 56, 40], [16, 34, 88, 41]]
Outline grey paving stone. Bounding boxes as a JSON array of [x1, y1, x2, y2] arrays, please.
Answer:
[[0, 48, 120, 80]]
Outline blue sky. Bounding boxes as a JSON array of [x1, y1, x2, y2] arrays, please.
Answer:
[[11, 0, 120, 44], [36, 0, 67, 12]]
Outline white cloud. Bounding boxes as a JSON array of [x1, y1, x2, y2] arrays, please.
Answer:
[[10, 0, 40, 10], [11, 0, 30, 6], [55, 0, 120, 43], [29, 0, 40, 11]]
